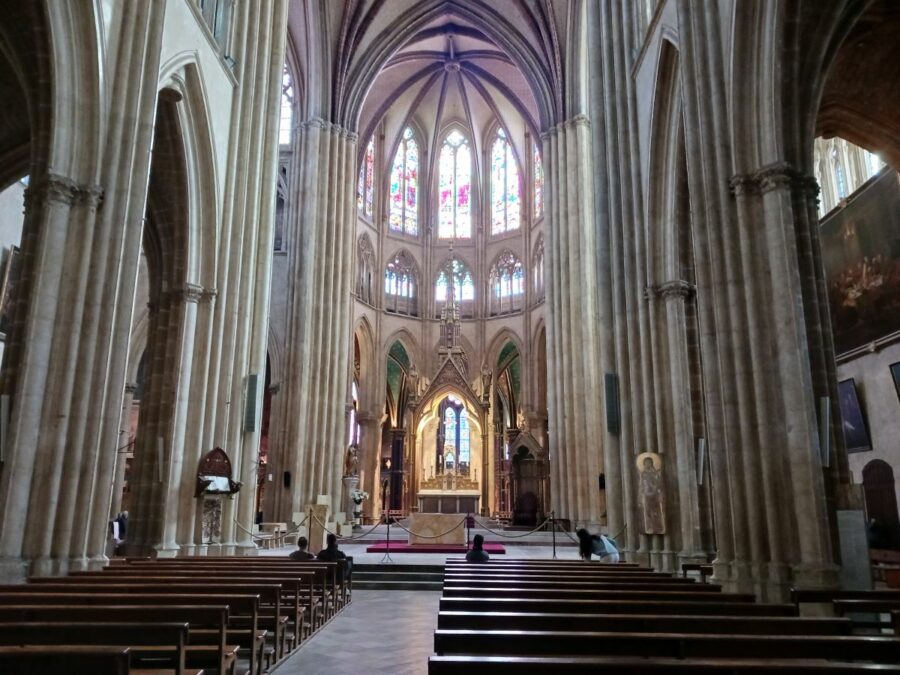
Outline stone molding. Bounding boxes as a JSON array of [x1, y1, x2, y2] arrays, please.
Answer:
[[540, 114, 591, 141], [730, 162, 820, 202], [170, 283, 205, 304], [644, 279, 695, 301], [26, 173, 104, 210], [298, 116, 358, 142], [124, 382, 138, 395], [200, 288, 218, 304]]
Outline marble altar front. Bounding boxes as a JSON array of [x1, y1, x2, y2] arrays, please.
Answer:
[[407, 512, 466, 545]]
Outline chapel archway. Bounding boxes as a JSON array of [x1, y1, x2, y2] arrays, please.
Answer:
[[863, 459, 900, 550]]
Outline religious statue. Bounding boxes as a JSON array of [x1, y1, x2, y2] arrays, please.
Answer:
[[636, 451, 665, 534], [344, 444, 360, 477], [481, 366, 492, 398]]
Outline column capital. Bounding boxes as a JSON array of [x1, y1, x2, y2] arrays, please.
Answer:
[[731, 162, 819, 200], [170, 283, 204, 304], [26, 173, 104, 209], [645, 279, 695, 301], [200, 287, 218, 304], [124, 382, 138, 395]]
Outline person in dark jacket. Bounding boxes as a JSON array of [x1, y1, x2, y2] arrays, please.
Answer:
[[317, 533, 351, 582], [466, 533, 490, 562], [288, 536, 316, 560]]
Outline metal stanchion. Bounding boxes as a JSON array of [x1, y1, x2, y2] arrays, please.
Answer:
[[465, 512, 470, 550], [551, 511, 557, 559], [380, 511, 394, 563]]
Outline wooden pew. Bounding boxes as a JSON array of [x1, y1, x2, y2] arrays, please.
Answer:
[[432, 628, 900, 661], [0, 645, 132, 675], [439, 596, 798, 616], [5, 582, 272, 674], [444, 568, 687, 579], [428, 654, 900, 673], [0, 604, 226, 674], [441, 586, 746, 601], [125, 559, 344, 622], [0, 593, 251, 675], [49, 571, 308, 657], [682, 563, 714, 582], [442, 579, 713, 592], [436, 611, 852, 635], [0, 622, 193, 675]]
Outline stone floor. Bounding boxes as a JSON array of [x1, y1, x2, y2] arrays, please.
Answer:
[[274, 590, 440, 675]]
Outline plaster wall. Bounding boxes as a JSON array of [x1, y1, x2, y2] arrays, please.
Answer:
[[841, 341, 900, 509]]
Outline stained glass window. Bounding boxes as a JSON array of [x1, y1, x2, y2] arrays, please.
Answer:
[[438, 130, 472, 238], [357, 136, 375, 216], [533, 142, 544, 219], [458, 408, 470, 466], [490, 128, 521, 235], [388, 128, 418, 235], [435, 258, 475, 302], [532, 236, 544, 301], [490, 250, 525, 315], [384, 250, 418, 316], [279, 65, 294, 146]]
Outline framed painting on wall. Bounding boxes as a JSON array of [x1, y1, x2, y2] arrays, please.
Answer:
[[838, 378, 872, 453], [891, 362, 900, 406]]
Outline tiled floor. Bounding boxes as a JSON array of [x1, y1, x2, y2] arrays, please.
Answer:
[[275, 590, 441, 675]]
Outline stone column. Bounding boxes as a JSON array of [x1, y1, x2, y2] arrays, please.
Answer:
[[657, 280, 705, 564], [278, 120, 357, 518], [357, 413, 382, 521], [110, 382, 139, 518], [544, 116, 604, 528]]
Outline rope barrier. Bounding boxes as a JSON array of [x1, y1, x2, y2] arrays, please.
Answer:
[[233, 515, 307, 543], [390, 516, 467, 539], [310, 513, 384, 541], [472, 516, 552, 539]]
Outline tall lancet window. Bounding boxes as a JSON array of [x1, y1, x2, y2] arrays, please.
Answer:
[[389, 127, 418, 235], [384, 250, 418, 316], [438, 130, 472, 239], [489, 250, 525, 315], [491, 128, 521, 235], [438, 395, 471, 474], [357, 136, 375, 216], [533, 142, 544, 219], [434, 257, 475, 318], [279, 64, 294, 146]]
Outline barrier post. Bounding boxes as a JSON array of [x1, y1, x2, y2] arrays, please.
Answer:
[[380, 511, 394, 563], [466, 513, 470, 550], [551, 511, 557, 559]]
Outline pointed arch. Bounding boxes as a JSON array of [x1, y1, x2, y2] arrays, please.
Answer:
[[437, 126, 473, 239], [384, 248, 420, 316], [489, 125, 522, 235], [387, 126, 419, 235], [488, 249, 524, 315]]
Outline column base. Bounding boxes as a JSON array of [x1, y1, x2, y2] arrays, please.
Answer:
[[712, 558, 822, 602], [0, 556, 29, 583]]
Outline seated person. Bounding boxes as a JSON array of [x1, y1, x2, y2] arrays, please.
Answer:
[[288, 536, 316, 560], [466, 533, 490, 562], [317, 533, 351, 582]]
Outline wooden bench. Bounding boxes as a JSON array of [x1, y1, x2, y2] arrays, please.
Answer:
[[428, 655, 900, 673], [442, 579, 711, 592], [0, 622, 193, 675], [6, 581, 274, 673], [125, 559, 346, 621], [443, 571, 697, 583], [682, 563, 714, 582], [0, 592, 250, 675], [871, 549, 900, 584], [432, 628, 900, 661], [439, 596, 798, 616], [56, 571, 310, 657], [436, 611, 852, 635], [0, 645, 133, 675], [441, 586, 742, 601], [0, 604, 227, 671]]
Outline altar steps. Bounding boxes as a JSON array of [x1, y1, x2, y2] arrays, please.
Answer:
[[352, 563, 444, 591]]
